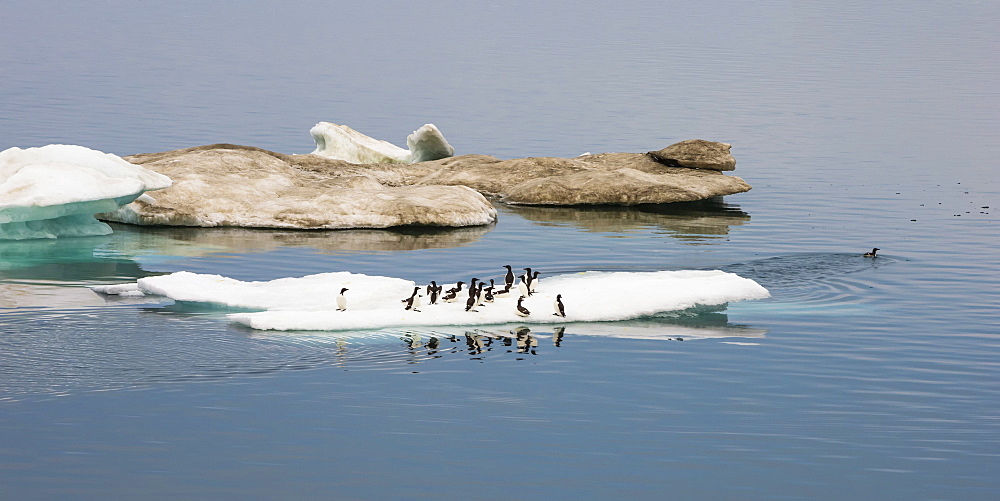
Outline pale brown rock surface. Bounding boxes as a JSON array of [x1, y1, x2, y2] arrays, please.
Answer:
[[102, 140, 750, 229]]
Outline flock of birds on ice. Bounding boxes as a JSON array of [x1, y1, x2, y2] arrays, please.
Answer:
[[334, 265, 565, 318], [329, 249, 881, 319]]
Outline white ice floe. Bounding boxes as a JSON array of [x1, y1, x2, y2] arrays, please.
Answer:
[[95, 269, 770, 331], [309, 122, 454, 163], [0, 144, 172, 240]]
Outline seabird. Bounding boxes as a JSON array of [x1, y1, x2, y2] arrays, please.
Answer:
[[503, 265, 515, 289], [553, 294, 565, 317], [863, 247, 880, 257], [465, 294, 479, 312], [426, 281, 440, 304], [515, 296, 530, 317], [442, 281, 464, 302], [517, 274, 531, 298], [402, 286, 421, 311], [335, 287, 348, 311], [530, 271, 540, 293]]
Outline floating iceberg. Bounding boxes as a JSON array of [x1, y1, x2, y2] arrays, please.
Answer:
[[310, 122, 455, 164], [94, 269, 770, 331], [0, 145, 172, 240]]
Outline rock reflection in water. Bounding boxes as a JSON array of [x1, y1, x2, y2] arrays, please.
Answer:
[[505, 197, 749, 243], [113, 222, 493, 255]]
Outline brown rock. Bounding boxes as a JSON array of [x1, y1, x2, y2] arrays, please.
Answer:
[[648, 140, 736, 171]]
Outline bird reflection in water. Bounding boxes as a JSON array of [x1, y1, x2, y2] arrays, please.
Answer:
[[399, 326, 568, 360]]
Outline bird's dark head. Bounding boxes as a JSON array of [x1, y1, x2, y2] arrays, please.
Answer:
[[340, 288, 348, 293]]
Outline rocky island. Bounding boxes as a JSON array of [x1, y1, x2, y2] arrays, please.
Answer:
[[100, 124, 751, 230]]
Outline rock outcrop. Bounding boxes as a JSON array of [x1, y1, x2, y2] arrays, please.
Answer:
[[99, 144, 496, 229], [412, 152, 750, 205], [103, 139, 750, 230], [647, 139, 736, 171]]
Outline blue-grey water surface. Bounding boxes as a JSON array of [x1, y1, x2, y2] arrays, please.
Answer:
[[1, 1, 998, 499]]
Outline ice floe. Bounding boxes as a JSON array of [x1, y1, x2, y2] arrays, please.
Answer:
[[0, 144, 171, 240], [94, 269, 770, 331]]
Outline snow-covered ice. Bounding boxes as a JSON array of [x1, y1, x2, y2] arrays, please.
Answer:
[[309, 122, 454, 163], [0, 144, 172, 240], [94, 269, 770, 331]]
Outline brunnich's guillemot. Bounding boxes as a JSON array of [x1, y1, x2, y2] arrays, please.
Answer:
[[553, 294, 565, 317], [515, 296, 531, 317], [335, 288, 348, 311], [517, 274, 531, 298], [442, 281, 464, 302], [402, 286, 421, 311], [864, 247, 880, 257], [503, 265, 515, 289], [529, 271, 540, 293], [426, 281, 441, 304]]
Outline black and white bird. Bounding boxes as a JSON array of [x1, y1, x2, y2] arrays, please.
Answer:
[[475, 282, 487, 306], [523, 268, 533, 290], [402, 286, 421, 312], [442, 281, 464, 302], [863, 247, 880, 257], [484, 280, 496, 303], [553, 294, 565, 317], [335, 287, 348, 311], [503, 265, 515, 289], [426, 281, 441, 304], [529, 271, 540, 293], [517, 274, 531, 298], [515, 296, 531, 317], [465, 294, 479, 312]]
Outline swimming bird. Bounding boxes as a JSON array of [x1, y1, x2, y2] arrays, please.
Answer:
[[336, 287, 348, 311], [553, 294, 565, 317], [503, 265, 515, 289], [515, 296, 530, 317], [863, 247, 880, 257]]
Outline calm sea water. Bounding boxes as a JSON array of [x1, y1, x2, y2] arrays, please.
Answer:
[[2, 1, 998, 499]]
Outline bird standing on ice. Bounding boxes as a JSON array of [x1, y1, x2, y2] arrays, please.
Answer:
[[863, 247, 880, 257], [426, 281, 441, 304], [442, 281, 464, 302], [529, 271, 540, 293], [515, 296, 531, 317], [517, 274, 531, 298], [553, 294, 565, 317], [503, 265, 515, 289], [336, 288, 348, 311], [402, 286, 422, 312]]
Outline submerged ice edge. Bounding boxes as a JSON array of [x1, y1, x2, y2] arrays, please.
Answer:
[[93, 269, 770, 332]]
